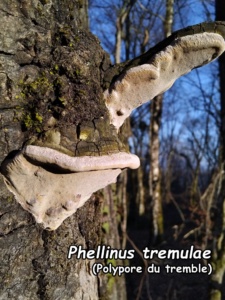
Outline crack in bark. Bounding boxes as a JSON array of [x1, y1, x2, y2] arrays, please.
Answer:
[[93, 141, 101, 156], [0, 224, 28, 237], [3, 129, 9, 154], [0, 211, 8, 219], [0, 50, 15, 56], [0, 106, 21, 110], [0, 8, 17, 17], [32, 230, 49, 300], [5, 75, 13, 101]]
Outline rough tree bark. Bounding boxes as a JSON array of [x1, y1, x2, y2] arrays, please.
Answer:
[[0, 1, 125, 299]]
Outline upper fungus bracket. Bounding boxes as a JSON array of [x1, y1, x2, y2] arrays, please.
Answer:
[[104, 22, 225, 130]]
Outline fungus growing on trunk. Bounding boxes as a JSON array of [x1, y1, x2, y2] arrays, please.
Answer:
[[1, 22, 225, 230], [1, 149, 139, 230], [104, 31, 225, 130], [23, 145, 140, 171]]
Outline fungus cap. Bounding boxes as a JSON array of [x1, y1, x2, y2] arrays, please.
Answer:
[[1, 153, 122, 230], [23, 145, 140, 171], [1, 145, 140, 229], [104, 32, 225, 130]]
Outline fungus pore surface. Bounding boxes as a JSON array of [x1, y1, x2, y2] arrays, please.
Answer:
[[1, 145, 140, 229], [1, 153, 122, 230], [104, 32, 225, 130]]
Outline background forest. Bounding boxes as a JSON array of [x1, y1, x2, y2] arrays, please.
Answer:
[[88, 0, 225, 299]]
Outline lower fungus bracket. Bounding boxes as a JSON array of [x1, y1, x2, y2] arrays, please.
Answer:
[[0, 146, 140, 230]]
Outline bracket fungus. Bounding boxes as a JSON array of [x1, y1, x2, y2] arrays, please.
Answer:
[[1, 148, 139, 230], [104, 24, 225, 130], [1, 21, 225, 230]]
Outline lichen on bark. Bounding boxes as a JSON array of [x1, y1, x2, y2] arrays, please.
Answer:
[[0, 0, 120, 299], [0, 0, 128, 159]]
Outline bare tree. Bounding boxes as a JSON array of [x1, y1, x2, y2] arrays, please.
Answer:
[[115, 0, 136, 63], [149, 0, 174, 242]]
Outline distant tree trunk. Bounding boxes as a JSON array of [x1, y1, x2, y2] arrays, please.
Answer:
[[149, 0, 174, 243], [0, 1, 123, 299], [209, 1, 225, 299], [216, 2, 225, 163], [114, 0, 136, 253], [137, 165, 145, 215], [100, 185, 127, 300], [207, 169, 225, 300], [115, 0, 136, 63], [149, 94, 164, 241], [164, 0, 174, 37]]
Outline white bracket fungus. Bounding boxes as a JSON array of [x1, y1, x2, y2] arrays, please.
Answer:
[[1, 22, 225, 230], [1, 148, 139, 230], [23, 145, 140, 171], [104, 32, 225, 130]]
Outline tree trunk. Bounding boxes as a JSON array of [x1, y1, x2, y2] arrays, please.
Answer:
[[114, 0, 136, 64], [137, 165, 145, 216], [149, 94, 164, 242], [207, 168, 225, 300], [216, 1, 225, 163], [164, 0, 174, 37], [209, 1, 225, 299], [149, 0, 174, 242], [0, 1, 122, 299]]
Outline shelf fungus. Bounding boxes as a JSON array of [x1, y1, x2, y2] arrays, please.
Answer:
[[104, 24, 225, 130], [1, 146, 140, 230], [1, 21, 225, 230]]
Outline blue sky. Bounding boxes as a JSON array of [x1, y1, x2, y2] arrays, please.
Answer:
[[89, 0, 220, 171]]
